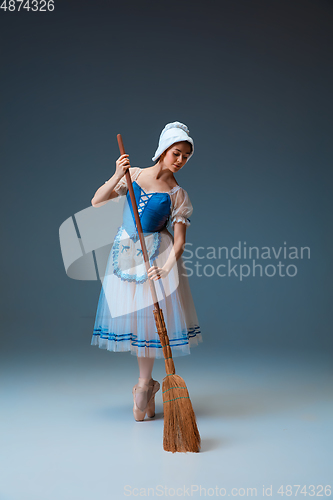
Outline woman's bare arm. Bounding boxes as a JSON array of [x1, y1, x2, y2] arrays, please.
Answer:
[[91, 172, 122, 207], [167, 222, 187, 268], [148, 222, 187, 280], [91, 154, 130, 207]]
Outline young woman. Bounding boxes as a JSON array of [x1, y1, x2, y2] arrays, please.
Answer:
[[90, 121, 203, 421]]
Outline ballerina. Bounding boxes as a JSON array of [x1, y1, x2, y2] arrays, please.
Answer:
[[90, 121, 203, 421]]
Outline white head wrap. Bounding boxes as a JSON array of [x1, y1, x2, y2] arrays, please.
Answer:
[[152, 121, 194, 162]]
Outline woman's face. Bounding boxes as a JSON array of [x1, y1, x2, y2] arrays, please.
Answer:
[[162, 141, 192, 172]]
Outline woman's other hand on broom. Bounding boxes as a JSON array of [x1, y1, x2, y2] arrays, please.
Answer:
[[147, 265, 170, 280], [115, 154, 131, 180]]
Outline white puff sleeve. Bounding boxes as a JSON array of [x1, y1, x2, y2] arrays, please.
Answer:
[[105, 167, 141, 196], [170, 188, 193, 228]]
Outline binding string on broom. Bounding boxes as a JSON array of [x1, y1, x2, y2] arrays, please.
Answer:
[[117, 133, 201, 453]]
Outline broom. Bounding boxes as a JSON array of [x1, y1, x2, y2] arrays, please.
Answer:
[[117, 134, 201, 453]]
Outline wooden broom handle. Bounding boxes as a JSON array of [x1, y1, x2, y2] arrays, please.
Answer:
[[117, 134, 161, 310]]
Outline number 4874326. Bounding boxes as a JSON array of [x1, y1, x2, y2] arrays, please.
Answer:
[[0, 0, 55, 11]]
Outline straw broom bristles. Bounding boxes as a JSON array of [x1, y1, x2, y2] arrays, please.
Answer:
[[162, 373, 201, 453], [153, 308, 201, 453]]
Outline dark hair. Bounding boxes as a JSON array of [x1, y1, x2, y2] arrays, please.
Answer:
[[153, 141, 193, 164]]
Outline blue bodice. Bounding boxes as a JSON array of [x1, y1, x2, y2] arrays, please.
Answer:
[[122, 181, 171, 239]]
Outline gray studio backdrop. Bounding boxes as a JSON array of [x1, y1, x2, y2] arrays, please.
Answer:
[[1, 0, 332, 355]]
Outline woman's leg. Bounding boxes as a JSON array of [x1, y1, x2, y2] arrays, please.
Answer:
[[137, 356, 155, 379], [134, 356, 155, 409]]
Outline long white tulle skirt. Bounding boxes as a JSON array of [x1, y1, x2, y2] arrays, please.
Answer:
[[91, 226, 203, 358]]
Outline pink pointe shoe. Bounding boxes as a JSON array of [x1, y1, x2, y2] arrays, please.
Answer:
[[132, 377, 160, 421]]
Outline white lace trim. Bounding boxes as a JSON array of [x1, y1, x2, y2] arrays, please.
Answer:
[[171, 216, 191, 227]]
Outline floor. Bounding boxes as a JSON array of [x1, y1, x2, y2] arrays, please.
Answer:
[[1, 343, 332, 500]]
